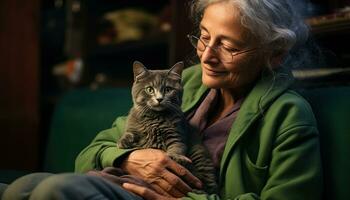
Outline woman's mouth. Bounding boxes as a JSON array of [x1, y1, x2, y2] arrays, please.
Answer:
[[203, 67, 227, 76]]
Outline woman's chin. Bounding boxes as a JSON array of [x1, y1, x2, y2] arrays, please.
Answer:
[[202, 74, 226, 89]]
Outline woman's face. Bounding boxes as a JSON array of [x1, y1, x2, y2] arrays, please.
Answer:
[[198, 2, 267, 92]]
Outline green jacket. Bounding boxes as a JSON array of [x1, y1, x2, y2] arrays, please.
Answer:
[[75, 65, 323, 200]]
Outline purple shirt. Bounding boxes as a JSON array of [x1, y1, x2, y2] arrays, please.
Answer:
[[188, 89, 242, 168]]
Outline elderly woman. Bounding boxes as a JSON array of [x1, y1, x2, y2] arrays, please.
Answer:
[[2, 0, 322, 199]]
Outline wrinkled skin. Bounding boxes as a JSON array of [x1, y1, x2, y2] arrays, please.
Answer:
[[121, 149, 202, 198]]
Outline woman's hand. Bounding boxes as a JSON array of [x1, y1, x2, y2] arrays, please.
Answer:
[[121, 148, 202, 198], [123, 182, 179, 200]]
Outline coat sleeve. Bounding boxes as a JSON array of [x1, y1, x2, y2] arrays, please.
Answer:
[[74, 116, 134, 173]]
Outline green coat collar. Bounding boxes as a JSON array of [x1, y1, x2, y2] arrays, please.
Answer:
[[180, 64, 295, 183]]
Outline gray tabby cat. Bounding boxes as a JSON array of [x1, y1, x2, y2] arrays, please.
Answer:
[[117, 61, 218, 194]]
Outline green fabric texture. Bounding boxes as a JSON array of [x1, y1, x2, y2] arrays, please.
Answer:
[[75, 64, 323, 199], [45, 87, 132, 172]]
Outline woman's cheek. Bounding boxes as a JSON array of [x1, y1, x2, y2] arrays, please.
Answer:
[[197, 50, 203, 59]]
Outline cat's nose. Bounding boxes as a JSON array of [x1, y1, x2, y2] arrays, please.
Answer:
[[156, 98, 163, 103]]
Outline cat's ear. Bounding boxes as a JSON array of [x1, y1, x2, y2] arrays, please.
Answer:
[[133, 61, 148, 81], [168, 61, 184, 78]]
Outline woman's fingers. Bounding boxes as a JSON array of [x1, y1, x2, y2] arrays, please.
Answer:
[[123, 183, 157, 199], [166, 158, 203, 189], [121, 149, 201, 197], [149, 175, 186, 197], [159, 169, 192, 196], [149, 182, 172, 197]]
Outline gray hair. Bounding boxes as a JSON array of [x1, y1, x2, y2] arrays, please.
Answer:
[[190, 0, 310, 67]]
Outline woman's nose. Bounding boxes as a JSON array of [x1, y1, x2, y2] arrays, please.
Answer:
[[200, 45, 219, 64]]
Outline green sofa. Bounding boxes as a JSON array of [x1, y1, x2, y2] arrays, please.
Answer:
[[0, 87, 132, 184], [44, 87, 133, 173], [1, 83, 350, 199], [299, 86, 350, 200]]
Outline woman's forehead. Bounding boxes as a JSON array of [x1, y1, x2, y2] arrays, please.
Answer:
[[200, 2, 254, 46]]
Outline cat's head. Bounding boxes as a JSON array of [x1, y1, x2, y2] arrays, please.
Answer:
[[131, 61, 184, 112]]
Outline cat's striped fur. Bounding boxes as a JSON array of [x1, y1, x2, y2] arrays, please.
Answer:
[[117, 61, 218, 194]]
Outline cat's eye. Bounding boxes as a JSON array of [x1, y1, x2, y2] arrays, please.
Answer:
[[165, 86, 173, 93], [145, 86, 154, 94]]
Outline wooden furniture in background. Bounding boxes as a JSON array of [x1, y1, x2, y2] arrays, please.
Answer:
[[0, 0, 40, 170]]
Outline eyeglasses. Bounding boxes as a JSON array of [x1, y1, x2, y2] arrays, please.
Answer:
[[187, 34, 258, 63]]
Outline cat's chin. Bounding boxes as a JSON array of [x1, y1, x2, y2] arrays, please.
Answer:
[[150, 106, 165, 112], [147, 102, 165, 112]]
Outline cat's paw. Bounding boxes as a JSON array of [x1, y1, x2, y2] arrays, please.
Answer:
[[168, 154, 192, 167], [117, 132, 136, 149], [116, 141, 126, 149]]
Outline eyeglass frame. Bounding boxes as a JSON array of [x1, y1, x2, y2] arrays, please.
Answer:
[[187, 34, 259, 62]]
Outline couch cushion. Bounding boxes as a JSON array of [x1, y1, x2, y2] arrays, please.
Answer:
[[299, 86, 350, 200], [44, 87, 132, 173]]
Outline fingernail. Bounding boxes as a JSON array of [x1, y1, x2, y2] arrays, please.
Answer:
[[196, 181, 202, 188], [122, 183, 130, 188]]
